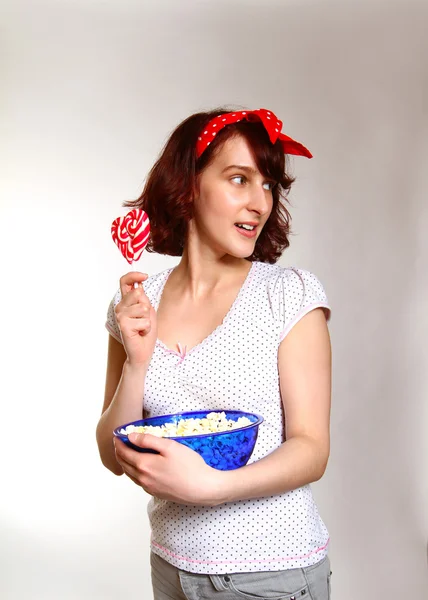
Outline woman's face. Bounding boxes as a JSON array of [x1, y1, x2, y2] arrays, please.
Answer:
[[190, 135, 274, 259]]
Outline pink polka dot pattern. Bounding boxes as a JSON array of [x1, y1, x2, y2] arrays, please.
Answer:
[[196, 108, 313, 159], [105, 261, 331, 575]]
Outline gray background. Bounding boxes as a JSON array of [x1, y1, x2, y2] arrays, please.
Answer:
[[1, 0, 427, 598]]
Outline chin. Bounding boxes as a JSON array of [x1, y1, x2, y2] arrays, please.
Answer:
[[212, 230, 258, 259], [225, 243, 256, 260]]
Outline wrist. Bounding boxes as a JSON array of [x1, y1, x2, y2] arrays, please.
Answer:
[[123, 359, 149, 377], [208, 468, 234, 506]]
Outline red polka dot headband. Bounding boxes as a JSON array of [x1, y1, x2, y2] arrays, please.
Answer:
[[196, 108, 312, 159]]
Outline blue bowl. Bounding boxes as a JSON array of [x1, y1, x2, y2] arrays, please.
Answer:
[[113, 410, 264, 470]]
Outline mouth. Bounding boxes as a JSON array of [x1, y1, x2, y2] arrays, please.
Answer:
[[234, 222, 258, 238]]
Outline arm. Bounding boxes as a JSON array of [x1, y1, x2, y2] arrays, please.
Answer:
[[97, 271, 157, 475], [96, 335, 148, 475], [216, 307, 331, 503]]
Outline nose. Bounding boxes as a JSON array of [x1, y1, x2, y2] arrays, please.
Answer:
[[247, 183, 272, 216]]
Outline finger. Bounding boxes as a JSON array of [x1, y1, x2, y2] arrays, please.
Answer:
[[125, 472, 145, 489], [115, 445, 153, 490], [119, 286, 150, 309], [128, 432, 173, 456], [118, 460, 147, 489], [114, 437, 143, 465], [116, 455, 142, 481], [120, 272, 148, 298], [121, 301, 151, 319], [125, 470, 153, 496], [114, 436, 158, 466], [117, 317, 151, 337]]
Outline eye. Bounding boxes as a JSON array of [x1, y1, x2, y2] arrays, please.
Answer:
[[263, 181, 275, 191], [231, 175, 247, 185]]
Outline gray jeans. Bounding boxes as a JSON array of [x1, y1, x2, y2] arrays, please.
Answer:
[[151, 551, 332, 600]]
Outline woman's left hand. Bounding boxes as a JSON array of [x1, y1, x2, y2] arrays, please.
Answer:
[[114, 433, 224, 506]]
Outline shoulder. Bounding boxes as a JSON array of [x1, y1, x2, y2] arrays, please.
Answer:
[[141, 267, 173, 305], [251, 261, 331, 337], [254, 261, 328, 298], [279, 266, 329, 306]]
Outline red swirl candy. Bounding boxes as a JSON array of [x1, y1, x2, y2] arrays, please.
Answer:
[[111, 209, 150, 264]]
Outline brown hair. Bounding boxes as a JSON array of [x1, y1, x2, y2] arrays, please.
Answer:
[[124, 107, 296, 263]]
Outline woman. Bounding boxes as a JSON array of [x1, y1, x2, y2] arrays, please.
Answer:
[[97, 107, 332, 600]]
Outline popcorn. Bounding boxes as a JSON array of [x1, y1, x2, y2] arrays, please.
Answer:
[[119, 411, 252, 438]]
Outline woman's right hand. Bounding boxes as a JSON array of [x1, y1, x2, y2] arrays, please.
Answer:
[[114, 272, 158, 368]]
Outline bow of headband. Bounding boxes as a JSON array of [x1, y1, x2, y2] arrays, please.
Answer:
[[196, 108, 312, 159]]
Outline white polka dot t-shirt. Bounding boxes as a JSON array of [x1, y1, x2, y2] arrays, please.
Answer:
[[105, 260, 331, 575]]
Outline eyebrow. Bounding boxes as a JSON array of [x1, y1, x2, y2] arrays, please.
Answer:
[[221, 164, 259, 175]]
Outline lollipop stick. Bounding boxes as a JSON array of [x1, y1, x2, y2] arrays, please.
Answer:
[[132, 261, 139, 289], [131, 260, 143, 290]]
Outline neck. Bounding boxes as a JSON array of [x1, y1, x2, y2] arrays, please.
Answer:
[[170, 248, 252, 300]]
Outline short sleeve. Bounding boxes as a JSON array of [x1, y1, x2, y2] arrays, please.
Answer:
[[105, 288, 123, 344], [278, 267, 331, 342]]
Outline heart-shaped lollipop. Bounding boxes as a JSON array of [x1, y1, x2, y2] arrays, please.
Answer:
[[111, 209, 150, 265]]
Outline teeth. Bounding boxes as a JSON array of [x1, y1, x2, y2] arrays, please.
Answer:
[[236, 224, 255, 230]]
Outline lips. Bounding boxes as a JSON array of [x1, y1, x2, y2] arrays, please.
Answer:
[[235, 222, 258, 227], [234, 224, 258, 238]]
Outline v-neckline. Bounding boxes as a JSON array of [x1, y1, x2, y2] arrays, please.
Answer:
[[154, 261, 256, 359]]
